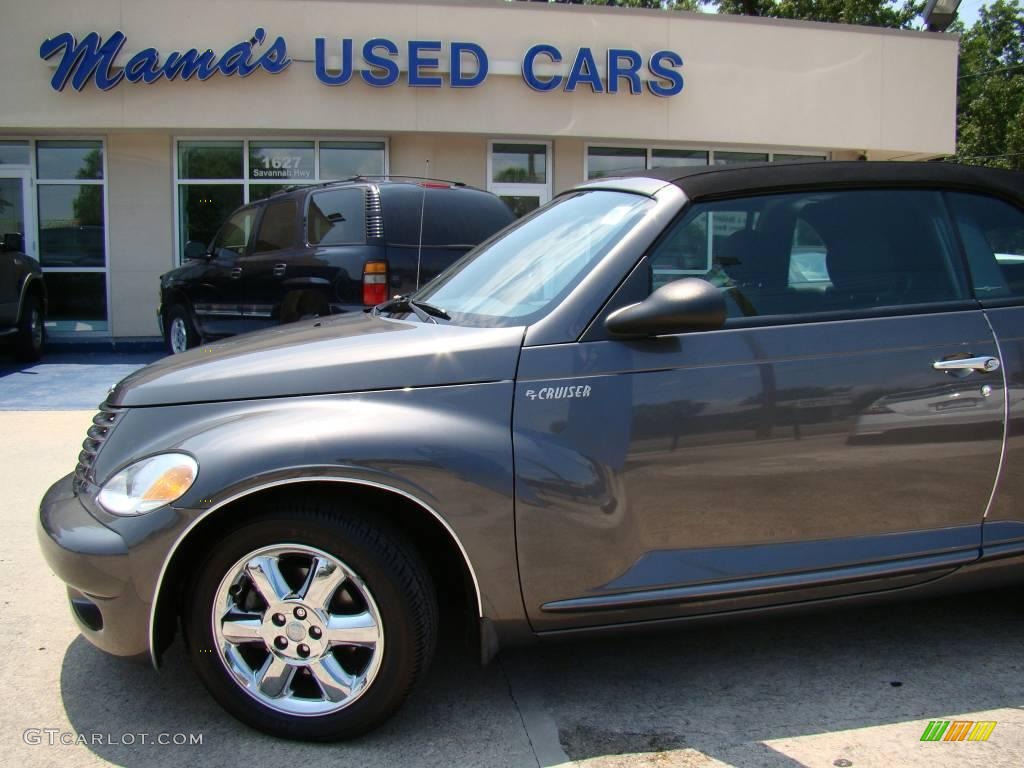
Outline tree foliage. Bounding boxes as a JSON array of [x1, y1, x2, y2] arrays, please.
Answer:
[[954, 0, 1024, 170]]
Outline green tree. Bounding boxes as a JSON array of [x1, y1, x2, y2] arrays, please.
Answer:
[[713, 0, 922, 26], [520, 0, 920, 24], [954, 0, 1024, 170]]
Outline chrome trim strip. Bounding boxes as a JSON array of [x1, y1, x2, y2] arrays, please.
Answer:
[[541, 549, 976, 613], [980, 310, 1008, 520], [148, 476, 484, 669]]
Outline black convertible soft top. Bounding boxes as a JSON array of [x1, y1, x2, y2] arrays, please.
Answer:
[[606, 161, 1024, 206]]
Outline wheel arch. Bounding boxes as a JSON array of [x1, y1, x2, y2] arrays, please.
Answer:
[[150, 477, 483, 668], [19, 274, 46, 318]]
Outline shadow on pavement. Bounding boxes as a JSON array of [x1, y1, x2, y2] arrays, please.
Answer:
[[0, 352, 162, 410], [59, 588, 1024, 767]]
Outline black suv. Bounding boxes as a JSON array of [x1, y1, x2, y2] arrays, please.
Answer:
[[159, 177, 514, 353], [0, 233, 46, 361]]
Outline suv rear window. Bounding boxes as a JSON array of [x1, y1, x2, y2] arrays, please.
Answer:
[[421, 188, 514, 248], [307, 189, 365, 246]]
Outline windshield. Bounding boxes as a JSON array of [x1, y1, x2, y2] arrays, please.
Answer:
[[411, 190, 653, 326]]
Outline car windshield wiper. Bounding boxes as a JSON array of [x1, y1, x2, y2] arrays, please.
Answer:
[[373, 295, 450, 323]]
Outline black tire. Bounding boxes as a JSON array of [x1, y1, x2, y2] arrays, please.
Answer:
[[14, 293, 44, 362], [163, 304, 199, 354], [184, 500, 438, 741]]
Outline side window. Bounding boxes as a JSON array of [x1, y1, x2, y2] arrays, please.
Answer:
[[210, 206, 258, 257], [946, 192, 1024, 300], [307, 189, 366, 246], [647, 189, 967, 321], [253, 199, 297, 253]]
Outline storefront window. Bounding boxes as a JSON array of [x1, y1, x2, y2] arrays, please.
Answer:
[[489, 141, 551, 219], [178, 184, 244, 252], [175, 139, 387, 261], [587, 147, 647, 180], [38, 185, 104, 267], [249, 141, 315, 182], [177, 141, 243, 179], [587, 145, 827, 180], [773, 153, 827, 162], [36, 139, 107, 332], [492, 143, 547, 184], [0, 141, 29, 166], [714, 151, 769, 165], [320, 141, 386, 179], [651, 148, 708, 168]]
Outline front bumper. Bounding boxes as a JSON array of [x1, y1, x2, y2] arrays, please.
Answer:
[[37, 473, 151, 659]]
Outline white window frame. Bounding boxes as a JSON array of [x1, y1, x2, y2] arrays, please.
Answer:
[[8, 136, 112, 336], [173, 136, 389, 264], [583, 142, 831, 180], [487, 139, 553, 214]]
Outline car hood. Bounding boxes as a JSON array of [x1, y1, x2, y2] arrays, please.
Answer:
[[109, 312, 525, 407]]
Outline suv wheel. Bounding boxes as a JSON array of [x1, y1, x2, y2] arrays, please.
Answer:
[[14, 295, 44, 362], [184, 504, 438, 741], [164, 305, 198, 354]]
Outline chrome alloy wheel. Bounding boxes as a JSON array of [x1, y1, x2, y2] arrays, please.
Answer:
[[211, 544, 385, 717], [169, 316, 188, 354]]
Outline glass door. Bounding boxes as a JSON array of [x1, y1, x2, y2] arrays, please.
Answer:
[[0, 170, 34, 257]]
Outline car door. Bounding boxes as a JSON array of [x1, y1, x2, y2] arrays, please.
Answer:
[[514, 187, 1004, 632], [191, 204, 260, 338], [240, 196, 300, 329], [0, 252, 17, 327], [945, 191, 1024, 555]]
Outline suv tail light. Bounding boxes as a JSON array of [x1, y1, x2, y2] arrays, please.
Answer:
[[363, 261, 389, 306]]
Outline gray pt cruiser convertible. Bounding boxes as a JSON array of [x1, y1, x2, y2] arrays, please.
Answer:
[[39, 162, 1024, 740]]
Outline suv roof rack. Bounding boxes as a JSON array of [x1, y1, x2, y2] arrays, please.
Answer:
[[271, 175, 467, 197]]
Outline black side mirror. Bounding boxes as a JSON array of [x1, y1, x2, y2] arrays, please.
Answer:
[[605, 277, 726, 337], [2, 232, 24, 253], [183, 240, 209, 261]]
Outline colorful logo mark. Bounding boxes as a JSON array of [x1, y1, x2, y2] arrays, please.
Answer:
[[920, 720, 996, 742]]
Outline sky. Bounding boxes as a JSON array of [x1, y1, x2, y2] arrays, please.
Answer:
[[956, 0, 985, 26]]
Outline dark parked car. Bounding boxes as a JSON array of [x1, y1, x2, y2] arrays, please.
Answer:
[[159, 177, 515, 354], [0, 232, 46, 360], [40, 162, 1024, 741]]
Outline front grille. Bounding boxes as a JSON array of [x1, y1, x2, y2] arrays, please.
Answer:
[[73, 403, 123, 492], [365, 187, 384, 240]]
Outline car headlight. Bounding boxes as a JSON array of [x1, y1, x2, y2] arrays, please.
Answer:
[[96, 453, 198, 516]]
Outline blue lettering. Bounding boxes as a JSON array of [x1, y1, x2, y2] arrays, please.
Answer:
[[314, 38, 353, 85], [408, 40, 442, 87], [218, 38, 259, 77], [256, 32, 291, 74], [161, 49, 218, 81], [361, 38, 400, 87], [39, 31, 125, 91], [647, 50, 684, 97], [522, 44, 562, 92], [450, 42, 487, 87], [607, 49, 642, 95], [565, 47, 602, 94], [124, 47, 161, 84]]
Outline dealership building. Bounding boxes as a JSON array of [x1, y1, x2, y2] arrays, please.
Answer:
[[0, 0, 958, 342]]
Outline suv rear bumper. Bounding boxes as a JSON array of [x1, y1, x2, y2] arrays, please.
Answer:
[[37, 473, 150, 660]]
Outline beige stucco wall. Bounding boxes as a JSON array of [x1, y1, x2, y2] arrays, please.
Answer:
[[0, 0, 957, 157], [105, 132, 174, 337]]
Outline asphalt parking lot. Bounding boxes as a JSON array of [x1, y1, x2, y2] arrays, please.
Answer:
[[3, 357, 1024, 767]]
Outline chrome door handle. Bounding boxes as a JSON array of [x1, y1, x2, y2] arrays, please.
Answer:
[[933, 356, 1000, 373], [230, 267, 242, 279], [272, 263, 287, 277]]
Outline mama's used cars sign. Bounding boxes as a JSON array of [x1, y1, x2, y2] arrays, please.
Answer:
[[39, 28, 684, 97]]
